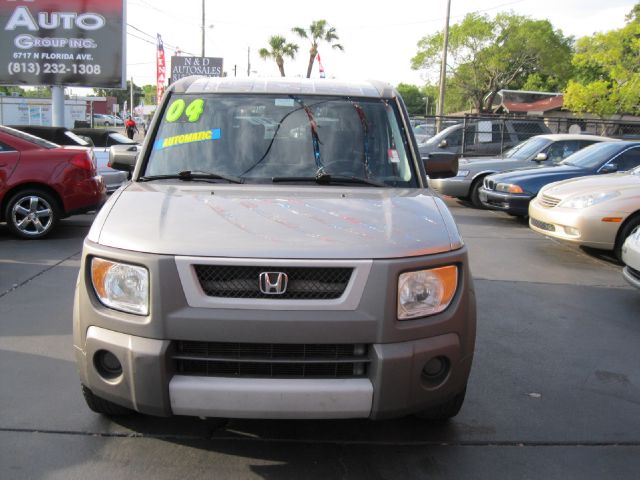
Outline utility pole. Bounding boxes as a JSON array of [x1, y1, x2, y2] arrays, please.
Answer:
[[247, 47, 250, 77], [51, 86, 64, 127], [436, 0, 451, 132], [130, 76, 134, 117], [201, 0, 205, 57]]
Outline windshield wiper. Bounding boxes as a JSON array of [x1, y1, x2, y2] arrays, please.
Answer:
[[272, 172, 384, 187], [139, 170, 244, 184]]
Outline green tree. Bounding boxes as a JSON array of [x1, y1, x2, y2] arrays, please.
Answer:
[[292, 20, 343, 78], [564, 4, 640, 117], [259, 35, 299, 77], [94, 80, 143, 107], [411, 13, 573, 113], [397, 83, 436, 117]]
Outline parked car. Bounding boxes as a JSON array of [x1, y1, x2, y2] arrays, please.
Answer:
[[529, 165, 640, 260], [107, 115, 124, 126], [413, 123, 435, 144], [72, 128, 136, 192], [0, 126, 105, 239], [429, 134, 612, 207], [8, 125, 92, 148], [92, 114, 120, 127], [73, 77, 475, 422], [419, 118, 551, 158], [479, 141, 640, 217], [621, 226, 640, 289]]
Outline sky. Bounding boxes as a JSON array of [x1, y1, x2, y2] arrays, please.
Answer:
[[117, 0, 636, 91]]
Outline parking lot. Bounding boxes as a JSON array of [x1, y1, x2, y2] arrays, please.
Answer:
[[1, 196, 639, 479]]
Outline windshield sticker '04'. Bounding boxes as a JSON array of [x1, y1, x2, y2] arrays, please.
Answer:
[[153, 129, 221, 150]]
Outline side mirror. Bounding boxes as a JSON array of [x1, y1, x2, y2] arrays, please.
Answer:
[[423, 152, 459, 179], [600, 163, 617, 174], [438, 139, 448, 149], [108, 145, 138, 172], [534, 152, 548, 161]]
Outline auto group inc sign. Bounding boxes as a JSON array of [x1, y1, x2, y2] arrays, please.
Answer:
[[170, 56, 223, 83], [0, 0, 125, 87]]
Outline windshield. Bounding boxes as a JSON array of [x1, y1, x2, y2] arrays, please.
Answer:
[[561, 142, 623, 169], [144, 93, 417, 186], [424, 123, 461, 145], [503, 137, 550, 160], [64, 131, 91, 147]]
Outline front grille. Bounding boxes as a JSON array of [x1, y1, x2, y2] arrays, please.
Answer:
[[530, 217, 556, 232], [484, 178, 497, 190], [194, 265, 352, 299], [173, 341, 370, 378], [539, 194, 561, 208]]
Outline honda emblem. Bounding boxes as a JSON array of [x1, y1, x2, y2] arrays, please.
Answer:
[[259, 271, 288, 295]]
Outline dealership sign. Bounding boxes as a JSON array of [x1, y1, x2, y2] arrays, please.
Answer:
[[0, 0, 125, 87], [170, 56, 223, 83]]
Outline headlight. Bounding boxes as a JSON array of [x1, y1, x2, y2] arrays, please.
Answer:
[[397, 266, 458, 320], [456, 170, 470, 177], [558, 191, 620, 209], [496, 183, 524, 193], [91, 258, 149, 315]]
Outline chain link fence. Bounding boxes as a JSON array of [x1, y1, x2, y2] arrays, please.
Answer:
[[412, 114, 640, 157]]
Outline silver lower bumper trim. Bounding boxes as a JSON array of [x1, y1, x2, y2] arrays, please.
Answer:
[[169, 376, 373, 419]]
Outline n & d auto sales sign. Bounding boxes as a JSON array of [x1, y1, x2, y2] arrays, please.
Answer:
[[0, 0, 125, 88]]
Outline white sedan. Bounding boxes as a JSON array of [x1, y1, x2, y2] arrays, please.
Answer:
[[622, 227, 640, 289]]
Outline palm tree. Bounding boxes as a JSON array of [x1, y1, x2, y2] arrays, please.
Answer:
[[292, 20, 344, 78], [259, 36, 299, 77]]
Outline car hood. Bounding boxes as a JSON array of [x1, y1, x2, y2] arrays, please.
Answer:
[[458, 156, 536, 173], [490, 164, 585, 184], [542, 172, 640, 199], [89, 183, 461, 259]]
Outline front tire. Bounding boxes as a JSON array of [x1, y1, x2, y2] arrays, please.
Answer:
[[615, 215, 640, 262], [5, 189, 60, 239], [469, 180, 484, 208], [81, 385, 132, 416]]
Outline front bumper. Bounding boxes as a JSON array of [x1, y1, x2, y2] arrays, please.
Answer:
[[479, 187, 532, 216], [73, 241, 476, 420], [75, 326, 473, 419], [528, 198, 622, 249]]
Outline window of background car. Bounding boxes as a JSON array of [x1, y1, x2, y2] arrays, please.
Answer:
[[63, 131, 91, 147], [1, 126, 57, 149], [608, 147, 640, 171], [561, 143, 626, 169], [107, 132, 137, 146], [145, 94, 417, 186], [503, 137, 551, 160]]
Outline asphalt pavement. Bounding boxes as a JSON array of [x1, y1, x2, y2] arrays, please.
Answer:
[[0, 198, 638, 479]]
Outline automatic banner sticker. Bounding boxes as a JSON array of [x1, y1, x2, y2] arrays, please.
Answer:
[[153, 129, 220, 150]]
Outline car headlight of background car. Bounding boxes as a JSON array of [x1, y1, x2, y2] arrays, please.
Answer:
[[496, 183, 524, 193], [91, 258, 149, 315], [397, 266, 458, 320], [558, 191, 620, 209]]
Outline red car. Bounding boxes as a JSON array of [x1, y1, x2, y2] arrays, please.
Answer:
[[0, 126, 106, 239]]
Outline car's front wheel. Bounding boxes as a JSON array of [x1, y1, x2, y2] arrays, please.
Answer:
[[5, 189, 60, 239], [615, 214, 640, 262]]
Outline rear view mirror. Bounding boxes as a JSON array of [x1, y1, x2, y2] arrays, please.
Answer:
[[423, 152, 459, 179], [109, 145, 138, 172], [438, 139, 448, 149], [600, 163, 617, 174], [534, 152, 548, 161]]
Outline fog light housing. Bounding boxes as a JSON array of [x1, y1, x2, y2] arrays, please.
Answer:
[[94, 350, 123, 380], [421, 356, 450, 386], [563, 226, 580, 236]]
